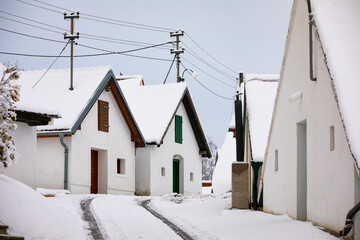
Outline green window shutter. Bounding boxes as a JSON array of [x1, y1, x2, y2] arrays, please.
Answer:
[[175, 115, 183, 144]]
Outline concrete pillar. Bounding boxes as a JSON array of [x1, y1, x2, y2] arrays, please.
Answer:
[[232, 162, 249, 209]]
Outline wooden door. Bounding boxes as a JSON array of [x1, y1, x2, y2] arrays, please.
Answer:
[[173, 159, 180, 193], [91, 150, 98, 194]]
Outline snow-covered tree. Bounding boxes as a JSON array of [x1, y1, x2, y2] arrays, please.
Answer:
[[202, 137, 217, 180], [0, 64, 20, 168]]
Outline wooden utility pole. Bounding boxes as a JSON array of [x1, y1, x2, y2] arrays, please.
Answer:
[[170, 30, 184, 82], [64, 11, 79, 90]]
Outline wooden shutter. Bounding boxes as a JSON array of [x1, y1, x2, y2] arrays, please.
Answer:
[[98, 100, 109, 132], [175, 115, 182, 144]]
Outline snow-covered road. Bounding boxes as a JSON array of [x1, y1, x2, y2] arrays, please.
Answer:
[[1, 175, 339, 240]]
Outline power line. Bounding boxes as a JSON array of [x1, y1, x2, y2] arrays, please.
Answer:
[[180, 62, 233, 101], [32, 41, 70, 88], [0, 27, 67, 44], [32, 0, 175, 32], [181, 56, 236, 89], [184, 32, 238, 74], [14, 0, 61, 14], [0, 11, 172, 50], [15, 0, 174, 33], [0, 41, 173, 61], [163, 55, 176, 84], [0, 10, 67, 32], [181, 42, 237, 81], [0, 15, 62, 34]]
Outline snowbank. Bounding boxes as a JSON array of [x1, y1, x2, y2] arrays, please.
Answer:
[[0, 174, 86, 240]]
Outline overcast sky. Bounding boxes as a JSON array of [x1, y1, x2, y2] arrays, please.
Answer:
[[0, 0, 293, 147]]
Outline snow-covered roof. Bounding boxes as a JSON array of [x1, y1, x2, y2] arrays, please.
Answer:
[[120, 82, 211, 157], [120, 83, 186, 143], [0, 63, 59, 118], [245, 74, 279, 82], [17, 66, 111, 131], [116, 75, 144, 87], [311, 0, 360, 168], [244, 77, 279, 162]]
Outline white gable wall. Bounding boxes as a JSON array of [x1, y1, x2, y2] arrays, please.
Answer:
[[0, 122, 38, 188], [36, 89, 136, 194], [149, 102, 202, 196], [263, 0, 358, 231], [71, 89, 135, 194]]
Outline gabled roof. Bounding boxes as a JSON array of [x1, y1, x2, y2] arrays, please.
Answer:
[[310, 0, 360, 168], [17, 66, 145, 147], [243, 75, 279, 162], [120, 82, 211, 158]]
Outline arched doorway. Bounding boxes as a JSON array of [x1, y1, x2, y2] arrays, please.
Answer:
[[173, 155, 184, 194]]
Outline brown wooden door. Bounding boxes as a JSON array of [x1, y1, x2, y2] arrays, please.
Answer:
[[91, 150, 98, 194]]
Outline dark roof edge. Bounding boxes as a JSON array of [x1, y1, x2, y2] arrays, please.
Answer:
[[183, 89, 212, 158]]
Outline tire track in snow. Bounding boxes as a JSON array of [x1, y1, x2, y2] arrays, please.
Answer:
[[81, 198, 105, 240], [140, 199, 194, 240]]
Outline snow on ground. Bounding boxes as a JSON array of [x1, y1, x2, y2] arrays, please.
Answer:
[[151, 193, 339, 240], [0, 174, 87, 240], [91, 195, 181, 239], [1, 174, 339, 240]]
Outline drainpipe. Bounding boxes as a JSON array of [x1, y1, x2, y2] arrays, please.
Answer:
[[59, 133, 69, 190], [339, 201, 360, 237], [307, 0, 317, 81]]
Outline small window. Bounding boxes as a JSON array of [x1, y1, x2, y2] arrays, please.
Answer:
[[175, 115, 183, 144], [275, 150, 279, 172], [190, 172, 194, 181], [98, 100, 109, 132], [330, 126, 335, 151], [161, 167, 165, 176], [117, 159, 125, 174]]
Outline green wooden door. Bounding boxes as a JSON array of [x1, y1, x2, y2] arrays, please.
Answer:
[[173, 159, 180, 193]]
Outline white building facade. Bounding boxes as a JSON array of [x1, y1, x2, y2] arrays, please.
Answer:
[[119, 82, 210, 196], [18, 67, 145, 194], [262, 0, 360, 236]]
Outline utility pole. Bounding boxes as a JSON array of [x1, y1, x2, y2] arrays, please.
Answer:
[[170, 30, 184, 82], [64, 11, 79, 90]]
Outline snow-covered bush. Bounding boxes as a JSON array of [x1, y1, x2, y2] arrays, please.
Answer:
[[0, 65, 20, 168]]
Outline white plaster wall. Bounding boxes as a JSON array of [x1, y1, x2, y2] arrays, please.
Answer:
[[135, 146, 151, 195], [71, 89, 136, 194], [37, 136, 72, 189], [0, 122, 37, 188], [263, 0, 357, 231], [149, 103, 203, 196]]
